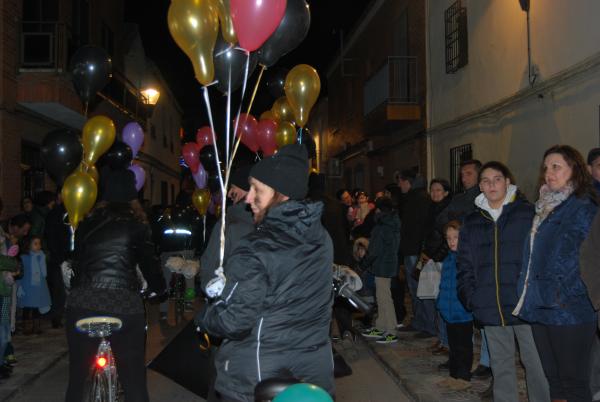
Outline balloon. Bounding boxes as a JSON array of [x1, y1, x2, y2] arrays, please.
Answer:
[[275, 120, 296, 148], [192, 188, 211, 215], [271, 96, 294, 123], [122, 122, 144, 157], [192, 164, 208, 188], [284, 64, 320, 127], [182, 142, 201, 173], [167, 0, 219, 86], [61, 170, 98, 229], [213, 33, 258, 94], [230, 0, 287, 51], [265, 67, 289, 99], [234, 113, 259, 153], [184, 287, 196, 301], [257, 119, 278, 156], [86, 164, 99, 183], [104, 141, 133, 170], [257, 0, 310, 67], [129, 164, 146, 191], [272, 383, 333, 402], [260, 110, 275, 120], [196, 126, 215, 149], [82, 115, 116, 166], [40, 129, 83, 186], [199, 146, 218, 173], [215, 0, 237, 44], [69, 45, 112, 105]]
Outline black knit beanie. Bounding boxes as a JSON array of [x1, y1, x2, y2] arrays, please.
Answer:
[[229, 164, 252, 192], [249, 144, 308, 199]]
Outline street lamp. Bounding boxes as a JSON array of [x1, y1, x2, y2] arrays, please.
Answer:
[[141, 88, 160, 105]]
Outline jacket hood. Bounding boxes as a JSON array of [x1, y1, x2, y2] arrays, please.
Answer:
[[374, 210, 401, 228], [261, 200, 324, 240], [475, 184, 518, 220]]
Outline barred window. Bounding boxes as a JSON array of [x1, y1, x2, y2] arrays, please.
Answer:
[[445, 0, 468, 74], [450, 144, 472, 193]]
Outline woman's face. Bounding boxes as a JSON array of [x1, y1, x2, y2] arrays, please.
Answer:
[[31, 238, 42, 252], [430, 183, 449, 203], [246, 177, 276, 222], [357, 193, 368, 204], [544, 153, 573, 192]]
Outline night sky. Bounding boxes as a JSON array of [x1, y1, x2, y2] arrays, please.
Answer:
[[124, 0, 371, 137]]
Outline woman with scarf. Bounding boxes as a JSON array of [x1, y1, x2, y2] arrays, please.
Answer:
[[514, 145, 598, 402]]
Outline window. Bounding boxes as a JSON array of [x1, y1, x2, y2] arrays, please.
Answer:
[[450, 144, 473, 193], [445, 0, 468, 74], [21, 141, 45, 198]]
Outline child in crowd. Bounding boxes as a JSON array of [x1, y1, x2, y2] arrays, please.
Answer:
[[0, 247, 20, 379], [17, 236, 51, 335], [436, 220, 473, 390]]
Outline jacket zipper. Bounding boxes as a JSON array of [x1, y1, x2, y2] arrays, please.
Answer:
[[480, 211, 506, 326]]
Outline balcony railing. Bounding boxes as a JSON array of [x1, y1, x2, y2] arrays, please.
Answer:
[[19, 21, 73, 71], [97, 70, 150, 124], [363, 56, 418, 116]]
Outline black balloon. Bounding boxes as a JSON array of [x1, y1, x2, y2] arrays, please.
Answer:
[[265, 67, 289, 99], [213, 34, 258, 94], [69, 45, 112, 104], [104, 141, 133, 170], [199, 146, 218, 174], [257, 0, 311, 67], [40, 129, 83, 186]]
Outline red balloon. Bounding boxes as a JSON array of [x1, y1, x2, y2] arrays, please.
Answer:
[[257, 119, 278, 156], [230, 0, 287, 51], [235, 113, 259, 153], [196, 126, 215, 149], [182, 142, 201, 173]]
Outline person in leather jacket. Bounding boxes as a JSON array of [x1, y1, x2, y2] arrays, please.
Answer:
[[65, 169, 166, 402], [197, 144, 335, 402]]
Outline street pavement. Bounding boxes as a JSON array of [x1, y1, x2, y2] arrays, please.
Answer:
[[1, 304, 411, 402]]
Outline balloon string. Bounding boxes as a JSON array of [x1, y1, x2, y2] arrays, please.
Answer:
[[83, 102, 89, 118], [69, 225, 75, 251], [203, 215, 206, 245], [229, 51, 251, 172], [225, 60, 232, 172], [297, 127, 303, 144]]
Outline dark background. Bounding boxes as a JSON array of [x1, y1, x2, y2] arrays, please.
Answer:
[[124, 0, 371, 140]]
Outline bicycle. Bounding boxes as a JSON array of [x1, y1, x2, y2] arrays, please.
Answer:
[[75, 316, 123, 402]]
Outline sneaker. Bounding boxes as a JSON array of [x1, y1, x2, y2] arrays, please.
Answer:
[[361, 328, 384, 339], [445, 377, 472, 391], [396, 323, 406, 329], [5, 355, 16, 365], [376, 333, 398, 344], [471, 364, 492, 380]]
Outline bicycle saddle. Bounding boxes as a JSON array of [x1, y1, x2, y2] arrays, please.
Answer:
[[75, 316, 123, 336], [254, 377, 300, 401]]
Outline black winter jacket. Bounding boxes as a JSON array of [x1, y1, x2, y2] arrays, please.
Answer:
[[456, 198, 533, 326], [422, 196, 452, 262], [71, 204, 166, 295], [198, 200, 334, 400], [400, 188, 431, 256]]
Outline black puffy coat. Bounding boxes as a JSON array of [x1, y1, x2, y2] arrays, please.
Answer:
[[456, 197, 533, 326], [400, 188, 431, 256], [198, 200, 334, 401], [422, 196, 452, 262], [71, 203, 166, 295]]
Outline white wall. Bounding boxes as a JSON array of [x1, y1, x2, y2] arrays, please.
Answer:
[[428, 0, 600, 199]]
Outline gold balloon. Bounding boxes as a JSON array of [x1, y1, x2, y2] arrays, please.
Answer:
[[168, 0, 219, 86], [192, 188, 211, 216], [82, 115, 116, 166], [79, 163, 99, 183], [275, 121, 297, 148], [215, 0, 237, 44], [284, 64, 321, 127], [271, 96, 294, 123], [260, 110, 275, 121], [62, 170, 98, 229]]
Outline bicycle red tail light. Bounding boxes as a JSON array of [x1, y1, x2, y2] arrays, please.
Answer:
[[96, 356, 107, 368]]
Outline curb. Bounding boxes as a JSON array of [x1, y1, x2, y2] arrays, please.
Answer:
[[1, 349, 69, 402]]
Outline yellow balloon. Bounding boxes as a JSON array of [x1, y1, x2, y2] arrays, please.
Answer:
[[215, 0, 237, 44], [271, 96, 294, 123], [82, 115, 116, 166], [260, 110, 275, 121], [275, 121, 297, 148], [192, 188, 211, 216], [62, 170, 98, 229], [284, 64, 321, 127], [168, 0, 219, 86], [79, 163, 99, 183]]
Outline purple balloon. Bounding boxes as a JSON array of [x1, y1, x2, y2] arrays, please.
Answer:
[[129, 164, 146, 191], [122, 122, 144, 157], [192, 164, 208, 188]]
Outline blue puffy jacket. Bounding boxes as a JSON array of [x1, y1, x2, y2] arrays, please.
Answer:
[[437, 252, 472, 323], [457, 197, 533, 326], [514, 194, 597, 326]]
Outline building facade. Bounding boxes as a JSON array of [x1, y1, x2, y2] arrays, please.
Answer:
[[0, 0, 182, 218], [427, 0, 600, 197], [318, 0, 427, 196]]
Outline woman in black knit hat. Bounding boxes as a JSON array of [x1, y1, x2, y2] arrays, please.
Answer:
[[196, 144, 335, 402]]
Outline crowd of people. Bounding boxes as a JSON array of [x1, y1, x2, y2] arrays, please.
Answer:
[[330, 144, 600, 402]]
